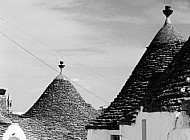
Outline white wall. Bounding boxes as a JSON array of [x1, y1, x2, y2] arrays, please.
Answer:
[[87, 129, 120, 140], [121, 112, 177, 140], [87, 111, 190, 140], [2, 123, 27, 140]]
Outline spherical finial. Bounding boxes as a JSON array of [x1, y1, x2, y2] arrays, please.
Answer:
[[58, 61, 65, 74], [163, 6, 173, 18]]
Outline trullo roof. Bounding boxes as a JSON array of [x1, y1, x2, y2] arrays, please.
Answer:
[[23, 72, 99, 139], [86, 6, 185, 129]]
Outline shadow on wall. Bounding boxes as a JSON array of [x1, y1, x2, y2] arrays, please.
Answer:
[[3, 123, 27, 140]]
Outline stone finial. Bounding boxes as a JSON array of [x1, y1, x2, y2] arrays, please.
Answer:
[[163, 6, 173, 24], [58, 61, 65, 74], [163, 6, 173, 18]]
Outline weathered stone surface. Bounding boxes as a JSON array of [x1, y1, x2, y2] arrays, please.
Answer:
[[0, 113, 79, 140], [0, 96, 7, 114], [0, 74, 99, 139], [86, 7, 185, 129], [144, 37, 190, 112], [0, 123, 11, 138], [22, 74, 99, 140]]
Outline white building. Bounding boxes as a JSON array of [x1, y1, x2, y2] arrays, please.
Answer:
[[87, 111, 190, 140]]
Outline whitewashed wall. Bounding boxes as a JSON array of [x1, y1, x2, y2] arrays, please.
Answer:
[[3, 123, 27, 140], [87, 129, 120, 140], [87, 111, 190, 140], [121, 112, 177, 140]]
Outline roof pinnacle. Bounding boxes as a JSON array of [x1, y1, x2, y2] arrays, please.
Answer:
[[163, 6, 173, 18], [163, 6, 173, 24], [58, 61, 65, 74]]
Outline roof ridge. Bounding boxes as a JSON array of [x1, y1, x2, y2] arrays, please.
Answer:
[[54, 73, 64, 80]]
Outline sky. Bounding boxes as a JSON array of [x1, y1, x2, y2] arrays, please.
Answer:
[[0, 0, 190, 113]]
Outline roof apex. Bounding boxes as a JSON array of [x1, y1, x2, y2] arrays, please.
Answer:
[[148, 6, 185, 46], [54, 74, 64, 80]]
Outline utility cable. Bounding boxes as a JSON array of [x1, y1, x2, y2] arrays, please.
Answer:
[[0, 17, 120, 88], [0, 30, 109, 104]]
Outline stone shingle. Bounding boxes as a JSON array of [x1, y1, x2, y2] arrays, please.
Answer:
[[0, 73, 99, 139], [86, 6, 185, 129], [144, 37, 190, 112], [22, 74, 99, 140]]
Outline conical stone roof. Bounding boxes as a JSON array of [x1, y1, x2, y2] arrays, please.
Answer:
[[23, 72, 99, 140], [144, 37, 190, 112], [86, 6, 185, 129]]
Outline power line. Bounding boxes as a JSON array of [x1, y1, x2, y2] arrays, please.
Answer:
[[0, 30, 58, 72], [0, 17, 120, 88], [0, 30, 109, 104]]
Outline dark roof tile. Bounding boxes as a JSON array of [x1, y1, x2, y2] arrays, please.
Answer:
[[144, 37, 190, 112]]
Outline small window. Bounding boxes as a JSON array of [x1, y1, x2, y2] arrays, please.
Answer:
[[111, 135, 120, 140]]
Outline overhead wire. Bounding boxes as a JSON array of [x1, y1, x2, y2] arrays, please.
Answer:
[[0, 17, 120, 88], [0, 30, 109, 104]]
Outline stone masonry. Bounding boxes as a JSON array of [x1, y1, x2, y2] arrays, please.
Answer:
[[144, 37, 190, 112], [23, 74, 99, 140], [86, 6, 186, 129]]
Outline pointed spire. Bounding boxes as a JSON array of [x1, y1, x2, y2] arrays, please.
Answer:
[[58, 61, 65, 74], [163, 6, 173, 24], [148, 6, 184, 45]]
